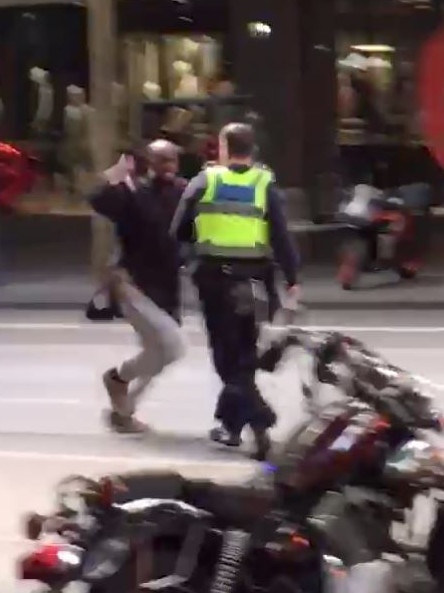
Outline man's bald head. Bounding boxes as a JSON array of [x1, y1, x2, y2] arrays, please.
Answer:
[[148, 139, 180, 157], [147, 139, 180, 180]]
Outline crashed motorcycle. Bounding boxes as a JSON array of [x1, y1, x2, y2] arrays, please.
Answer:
[[18, 329, 444, 593], [336, 183, 430, 290]]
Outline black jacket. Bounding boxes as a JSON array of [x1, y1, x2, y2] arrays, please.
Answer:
[[170, 165, 300, 286], [90, 177, 186, 318]]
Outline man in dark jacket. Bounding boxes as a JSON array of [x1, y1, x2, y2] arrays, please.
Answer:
[[170, 123, 300, 459], [90, 140, 186, 433]]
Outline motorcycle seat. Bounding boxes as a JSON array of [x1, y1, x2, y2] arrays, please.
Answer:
[[184, 479, 275, 528], [111, 471, 274, 528], [112, 471, 187, 505]]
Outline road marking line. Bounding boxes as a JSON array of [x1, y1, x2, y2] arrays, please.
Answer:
[[0, 321, 201, 331], [0, 398, 81, 405], [0, 536, 26, 544], [0, 449, 253, 469], [0, 323, 442, 333], [301, 326, 444, 333], [1, 322, 444, 332]]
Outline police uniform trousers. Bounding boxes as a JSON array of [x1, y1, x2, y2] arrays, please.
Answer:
[[194, 259, 277, 436]]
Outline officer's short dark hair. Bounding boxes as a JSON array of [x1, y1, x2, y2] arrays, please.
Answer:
[[220, 123, 255, 158]]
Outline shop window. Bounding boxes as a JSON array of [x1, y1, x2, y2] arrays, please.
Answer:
[[336, 1, 437, 148], [120, 33, 222, 102], [334, 0, 442, 187], [120, 33, 253, 178], [0, 5, 91, 215], [336, 40, 407, 146]]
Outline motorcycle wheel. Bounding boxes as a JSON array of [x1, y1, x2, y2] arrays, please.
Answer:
[[337, 239, 366, 290], [88, 543, 211, 593], [87, 547, 153, 593]]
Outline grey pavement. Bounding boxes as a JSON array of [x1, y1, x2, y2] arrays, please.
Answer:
[[1, 267, 444, 310], [1, 310, 444, 591]]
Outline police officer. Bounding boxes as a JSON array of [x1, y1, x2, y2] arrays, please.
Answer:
[[171, 123, 300, 460]]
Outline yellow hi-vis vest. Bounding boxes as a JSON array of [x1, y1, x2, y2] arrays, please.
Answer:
[[195, 165, 273, 258]]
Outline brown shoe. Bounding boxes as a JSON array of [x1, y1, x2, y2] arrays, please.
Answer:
[[106, 411, 149, 434], [103, 369, 129, 416]]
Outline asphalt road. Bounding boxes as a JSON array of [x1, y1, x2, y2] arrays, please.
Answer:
[[3, 308, 444, 592]]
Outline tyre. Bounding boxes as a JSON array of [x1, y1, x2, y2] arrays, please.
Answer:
[[337, 239, 366, 290], [88, 537, 213, 593], [87, 542, 161, 593]]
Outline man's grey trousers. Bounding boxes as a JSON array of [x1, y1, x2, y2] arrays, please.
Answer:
[[118, 281, 184, 411]]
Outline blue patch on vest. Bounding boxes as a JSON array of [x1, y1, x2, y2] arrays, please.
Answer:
[[214, 183, 255, 204]]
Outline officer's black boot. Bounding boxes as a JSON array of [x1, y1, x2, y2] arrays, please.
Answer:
[[209, 424, 242, 447], [211, 385, 244, 447], [251, 427, 271, 462], [249, 391, 276, 461]]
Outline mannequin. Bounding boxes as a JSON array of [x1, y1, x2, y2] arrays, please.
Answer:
[[142, 81, 161, 101], [61, 85, 94, 199], [28, 67, 54, 197], [29, 66, 54, 133], [173, 60, 199, 98], [367, 56, 392, 118], [181, 37, 200, 63]]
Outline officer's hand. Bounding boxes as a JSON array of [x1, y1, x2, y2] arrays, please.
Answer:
[[287, 284, 301, 300], [286, 284, 301, 310]]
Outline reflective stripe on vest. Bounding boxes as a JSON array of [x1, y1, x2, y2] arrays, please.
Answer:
[[195, 166, 272, 259], [195, 243, 271, 258], [197, 201, 264, 217]]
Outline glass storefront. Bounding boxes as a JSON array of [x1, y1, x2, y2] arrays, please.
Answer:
[[118, 31, 255, 179], [0, 0, 245, 306], [335, 0, 443, 187], [0, 2, 238, 216], [119, 32, 223, 175], [0, 4, 91, 216], [3, 1, 442, 217], [6, 0, 441, 306]]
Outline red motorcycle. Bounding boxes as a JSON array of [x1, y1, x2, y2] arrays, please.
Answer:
[[17, 329, 444, 593], [336, 184, 431, 290]]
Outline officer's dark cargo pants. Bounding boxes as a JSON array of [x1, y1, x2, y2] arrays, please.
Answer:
[[194, 262, 277, 436]]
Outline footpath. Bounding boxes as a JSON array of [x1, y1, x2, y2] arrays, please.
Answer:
[[1, 265, 443, 310]]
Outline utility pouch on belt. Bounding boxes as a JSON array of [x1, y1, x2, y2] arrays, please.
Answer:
[[230, 280, 256, 317]]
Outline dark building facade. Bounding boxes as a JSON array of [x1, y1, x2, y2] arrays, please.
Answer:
[[0, 0, 442, 302]]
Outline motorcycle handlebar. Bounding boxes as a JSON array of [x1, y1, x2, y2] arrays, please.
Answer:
[[262, 319, 441, 431]]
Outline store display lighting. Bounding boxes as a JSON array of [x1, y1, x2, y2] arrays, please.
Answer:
[[351, 44, 395, 53], [248, 22, 272, 38], [398, 0, 431, 7]]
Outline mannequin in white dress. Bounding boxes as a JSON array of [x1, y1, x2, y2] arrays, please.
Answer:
[[61, 85, 94, 198], [29, 66, 54, 134], [173, 60, 199, 98]]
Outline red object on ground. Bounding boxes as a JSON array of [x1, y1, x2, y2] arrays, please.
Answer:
[[0, 142, 38, 211], [418, 26, 444, 169]]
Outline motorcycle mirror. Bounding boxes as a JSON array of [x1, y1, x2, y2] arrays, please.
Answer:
[[23, 512, 45, 540], [96, 475, 128, 507]]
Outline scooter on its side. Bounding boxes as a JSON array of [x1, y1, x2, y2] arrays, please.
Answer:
[[336, 183, 431, 290]]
